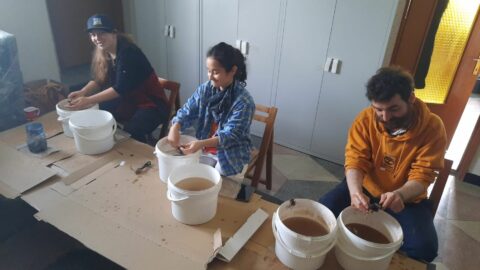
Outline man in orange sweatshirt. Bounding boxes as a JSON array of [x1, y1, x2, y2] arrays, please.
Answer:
[[319, 66, 447, 262]]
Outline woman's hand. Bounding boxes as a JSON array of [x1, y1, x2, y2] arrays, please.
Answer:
[[167, 123, 181, 147], [350, 192, 370, 213], [66, 96, 93, 110], [380, 191, 405, 213], [179, 140, 203, 154], [68, 90, 85, 100]]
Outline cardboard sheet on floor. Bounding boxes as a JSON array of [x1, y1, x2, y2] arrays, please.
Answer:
[[0, 141, 56, 197]]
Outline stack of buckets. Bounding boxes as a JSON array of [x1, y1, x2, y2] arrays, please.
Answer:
[[335, 206, 403, 270], [272, 199, 337, 270]]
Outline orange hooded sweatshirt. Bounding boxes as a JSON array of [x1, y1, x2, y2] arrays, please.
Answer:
[[345, 98, 447, 201]]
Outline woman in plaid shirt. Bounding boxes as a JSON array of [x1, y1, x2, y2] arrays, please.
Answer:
[[168, 42, 255, 176]]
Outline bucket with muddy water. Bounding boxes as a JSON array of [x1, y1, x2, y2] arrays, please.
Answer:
[[166, 163, 222, 225], [335, 206, 403, 270], [272, 199, 337, 269]]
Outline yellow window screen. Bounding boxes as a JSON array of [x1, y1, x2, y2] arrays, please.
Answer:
[[416, 0, 480, 104]]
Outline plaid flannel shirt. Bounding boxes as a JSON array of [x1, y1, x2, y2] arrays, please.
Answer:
[[172, 80, 255, 176]]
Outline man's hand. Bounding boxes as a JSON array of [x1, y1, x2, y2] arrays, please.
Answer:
[[380, 191, 405, 213], [350, 192, 370, 213]]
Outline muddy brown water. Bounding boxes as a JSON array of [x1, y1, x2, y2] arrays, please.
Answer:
[[175, 177, 214, 191], [282, 216, 329, 237], [345, 223, 390, 244]]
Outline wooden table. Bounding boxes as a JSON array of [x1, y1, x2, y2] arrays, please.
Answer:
[[0, 112, 429, 270]]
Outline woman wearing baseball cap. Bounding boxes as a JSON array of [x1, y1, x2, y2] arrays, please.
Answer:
[[67, 14, 169, 143]]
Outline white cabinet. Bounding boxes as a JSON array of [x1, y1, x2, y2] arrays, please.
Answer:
[[201, 0, 238, 77], [127, 0, 402, 164], [310, 0, 401, 164], [123, 0, 167, 78], [274, 0, 400, 164], [201, 0, 283, 135], [236, 0, 283, 107], [164, 0, 200, 103], [126, 0, 200, 104], [201, 0, 283, 106], [274, 0, 336, 150]]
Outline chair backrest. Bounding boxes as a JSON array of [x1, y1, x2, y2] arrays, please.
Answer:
[[429, 158, 453, 215], [158, 77, 181, 115], [246, 104, 278, 188], [253, 104, 278, 156]]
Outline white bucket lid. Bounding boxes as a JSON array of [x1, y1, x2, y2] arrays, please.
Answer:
[[155, 135, 199, 158], [56, 99, 98, 116], [69, 110, 114, 129]]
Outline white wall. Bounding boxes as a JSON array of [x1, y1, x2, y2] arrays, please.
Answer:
[[0, 0, 60, 82]]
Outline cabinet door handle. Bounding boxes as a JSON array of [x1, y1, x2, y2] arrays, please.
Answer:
[[164, 25, 170, 37], [169, 25, 175, 38], [241, 40, 249, 55]]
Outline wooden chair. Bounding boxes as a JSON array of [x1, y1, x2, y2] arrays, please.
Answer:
[[157, 77, 181, 139], [429, 158, 453, 215], [146, 78, 180, 144], [245, 104, 278, 190]]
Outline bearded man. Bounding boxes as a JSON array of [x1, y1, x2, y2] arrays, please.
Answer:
[[319, 66, 447, 262]]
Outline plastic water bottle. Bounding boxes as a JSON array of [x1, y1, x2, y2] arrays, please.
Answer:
[[25, 122, 47, 153]]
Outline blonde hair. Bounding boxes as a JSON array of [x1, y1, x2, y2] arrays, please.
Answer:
[[90, 32, 134, 87]]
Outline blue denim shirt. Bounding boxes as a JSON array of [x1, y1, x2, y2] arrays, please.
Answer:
[[172, 81, 255, 176]]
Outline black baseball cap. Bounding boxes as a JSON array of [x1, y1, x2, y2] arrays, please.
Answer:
[[86, 14, 115, 32]]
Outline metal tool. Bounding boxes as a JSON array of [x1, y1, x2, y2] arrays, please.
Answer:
[[368, 202, 382, 212], [135, 161, 152, 175]]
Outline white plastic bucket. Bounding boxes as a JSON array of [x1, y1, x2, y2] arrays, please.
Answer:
[[274, 199, 337, 254], [337, 206, 403, 257], [166, 163, 222, 225], [334, 240, 397, 270], [68, 110, 116, 155], [272, 216, 335, 270], [154, 135, 201, 183], [56, 99, 99, 137]]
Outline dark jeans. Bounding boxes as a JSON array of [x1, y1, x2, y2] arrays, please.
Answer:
[[100, 99, 168, 143], [319, 180, 438, 262]]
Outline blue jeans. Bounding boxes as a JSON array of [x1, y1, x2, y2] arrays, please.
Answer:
[[319, 180, 438, 262]]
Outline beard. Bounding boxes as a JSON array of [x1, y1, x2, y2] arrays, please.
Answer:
[[377, 108, 414, 131]]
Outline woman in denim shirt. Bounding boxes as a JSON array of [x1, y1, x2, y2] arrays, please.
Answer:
[[168, 42, 255, 176]]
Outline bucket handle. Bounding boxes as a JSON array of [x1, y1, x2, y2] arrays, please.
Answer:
[[166, 190, 189, 202], [57, 116, 69, 122], [71, 119, 117, 141]]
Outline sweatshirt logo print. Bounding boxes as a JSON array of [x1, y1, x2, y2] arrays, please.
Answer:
[[381, 155, 396, 172]]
